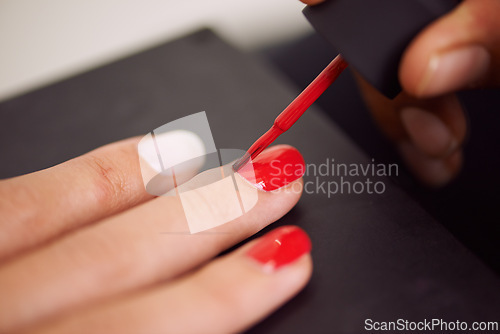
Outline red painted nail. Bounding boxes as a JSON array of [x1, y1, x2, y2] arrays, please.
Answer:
[[237, 145, 305, 191], [246, 226, 312, 271]]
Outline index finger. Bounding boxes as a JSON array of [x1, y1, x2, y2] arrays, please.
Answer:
[[0, 132, 203, 260]]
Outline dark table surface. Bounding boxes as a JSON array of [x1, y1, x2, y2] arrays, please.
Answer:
[[1, 29, 499, 333]]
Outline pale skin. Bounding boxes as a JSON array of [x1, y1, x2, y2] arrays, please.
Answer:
[[302, 0, 500, 187], [0, 139, 311, 333]]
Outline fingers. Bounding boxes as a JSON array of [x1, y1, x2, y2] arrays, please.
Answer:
[[31, 226, 313, 334], [398, 141, 463, 188], [356, 74, 466, 187], [300, 0, 486, 186], [0, 138, 148, 260], [0, 145, 305, 332], [355, 0, 500, 186], [400, 0, 500, 97], [302, 0, 498, 186], [0, 131, 204, 260]]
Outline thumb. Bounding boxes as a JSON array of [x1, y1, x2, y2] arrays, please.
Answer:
[[400, 0, 500, 98]]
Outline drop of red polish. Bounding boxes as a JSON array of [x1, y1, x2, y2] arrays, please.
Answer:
[[237, 145, 305, 191]]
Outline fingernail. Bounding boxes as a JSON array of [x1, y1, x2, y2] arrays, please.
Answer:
[[247, 226, 312, 272], [400, 107, 457, 158], [398, 141, 459, 187], [418, 46, 490, 97], [237, 145, 305, 191]]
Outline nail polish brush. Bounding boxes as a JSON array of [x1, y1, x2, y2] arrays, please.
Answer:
[[233, 55, 348, 171], [234, 0, 460, 171]]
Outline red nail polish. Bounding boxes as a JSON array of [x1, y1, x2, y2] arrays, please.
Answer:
[[237, 145, 305, 191], [247, 226, 312, 271]]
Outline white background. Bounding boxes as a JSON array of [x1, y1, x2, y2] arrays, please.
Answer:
[[0, 0, 312, 102]]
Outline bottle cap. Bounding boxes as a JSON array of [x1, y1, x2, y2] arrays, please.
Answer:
[[303, 0, 460, 98]]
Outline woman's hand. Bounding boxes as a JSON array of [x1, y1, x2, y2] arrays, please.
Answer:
[[301, 0, 500, 187], [0, 136, 312, 333]]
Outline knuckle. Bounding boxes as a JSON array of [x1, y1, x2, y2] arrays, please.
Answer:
[[82, 153, 130, 207]]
